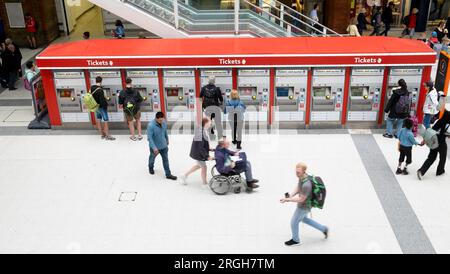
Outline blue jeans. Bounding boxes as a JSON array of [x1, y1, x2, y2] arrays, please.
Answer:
[[423, 114, 433, 129], [291, 207, 327, 243], [232, 152, 254, 183], [148, 147, 171, 177], [386, 117, 405, 136]]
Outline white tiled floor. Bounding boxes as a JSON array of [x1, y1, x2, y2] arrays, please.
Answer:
[[0, 134, 405, 254]]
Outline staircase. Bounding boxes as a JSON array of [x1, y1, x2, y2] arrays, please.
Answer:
[[89, 0, 341, 38]]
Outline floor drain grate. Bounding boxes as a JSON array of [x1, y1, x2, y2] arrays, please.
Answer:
[[119, 192, 137, 202]]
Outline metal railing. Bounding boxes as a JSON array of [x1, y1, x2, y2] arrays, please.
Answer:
[[123, 0, 341, 37]]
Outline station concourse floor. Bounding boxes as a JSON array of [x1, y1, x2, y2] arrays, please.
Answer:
[[0, 128, 449, 254]]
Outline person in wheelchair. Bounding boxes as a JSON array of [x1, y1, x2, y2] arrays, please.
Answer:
[[214, 139, 260, 189]]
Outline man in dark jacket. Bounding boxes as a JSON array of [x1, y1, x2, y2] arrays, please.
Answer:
[[380, 2, 394, 36], [91, 76, 115, 141], [418, 109, 449, 179], [1, 43, 21, 90], [200, 76, 224, 140], [214, 139, 259, 189], [383, 79, 410, 138], [119, 78, 144, 141]]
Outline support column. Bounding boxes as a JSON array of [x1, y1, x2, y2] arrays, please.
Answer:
[[235, 0, 240, 35]]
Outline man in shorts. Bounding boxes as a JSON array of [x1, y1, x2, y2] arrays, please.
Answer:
[[119, 78, 144, 141], [91, 76, 115, 141], [25, 13, 37, 49]]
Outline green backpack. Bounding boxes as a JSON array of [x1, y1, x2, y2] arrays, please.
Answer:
[[83, 87, 101, 112], [303, 175, 327, 209]]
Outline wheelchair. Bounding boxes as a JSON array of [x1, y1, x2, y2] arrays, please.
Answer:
[[209, 165, 254, 195]]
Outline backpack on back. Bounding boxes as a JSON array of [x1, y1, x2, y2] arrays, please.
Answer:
[[202, 85, 218, 107], [23, 78, 32, 91], [395, 93, 411, 115], [305, 175, 327, 209], [83, 87, 101, 113], [23, 71, 34, 91], [123, 90, 138, 116]]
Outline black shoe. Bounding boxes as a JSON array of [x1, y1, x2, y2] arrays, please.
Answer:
[[396, 168, 403, 175], [149, 169, 155, 175], [394, 134, 398, 139], [232, 140, 237, 145], [247, 179, 259, 184], [166, 175, 177, 180], [402, 168, 409, 175], [8, 88, 17, 91], [417, 170, 422, 181], [437, 171, 445, 176], [284, 239, 300, 246], [383, 133, 393, 139], [323, 227, 329, 239], [236, 141, 242, 150]]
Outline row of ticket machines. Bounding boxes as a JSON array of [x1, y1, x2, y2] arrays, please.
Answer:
[[53, 67, 423, 127]]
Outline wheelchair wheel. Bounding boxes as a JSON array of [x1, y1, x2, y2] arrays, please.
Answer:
[[209, 176, 231, 195]]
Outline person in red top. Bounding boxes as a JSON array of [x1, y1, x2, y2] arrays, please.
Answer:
[[406, 8, 418, 39], [25, 13, 37, 49]]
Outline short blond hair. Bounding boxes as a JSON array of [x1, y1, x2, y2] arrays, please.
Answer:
[[296, 162, 307, 172], [230, 89, 239, 100]]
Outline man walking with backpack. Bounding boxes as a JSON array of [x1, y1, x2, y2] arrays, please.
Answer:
[[200, 76, 224, 140], [383, 79, 410, 139], [90, 76, 115, 141], [119, 78, 144, 141], [281, 163, 328, 246]]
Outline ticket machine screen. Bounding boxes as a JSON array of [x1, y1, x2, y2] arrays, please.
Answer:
[[166, 88, 181, 97], [313, 87, 331, 98], [277, 87, 292, 98], [58, 89, 74, 98], [239, 87, 255, 97], [350, 87, 369, 98]]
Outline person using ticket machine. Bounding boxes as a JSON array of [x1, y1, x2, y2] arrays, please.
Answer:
[[383, 79, 410, 139], [119, 78, 144, 141], [91, 76, 115, 141], [200, 76, 224, 140]]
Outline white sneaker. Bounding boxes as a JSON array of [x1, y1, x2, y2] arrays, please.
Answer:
[[181, 175, 188, 185]]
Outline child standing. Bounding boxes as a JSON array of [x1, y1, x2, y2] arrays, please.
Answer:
[[396, 119, 423, 175]]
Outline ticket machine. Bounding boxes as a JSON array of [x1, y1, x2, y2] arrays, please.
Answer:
[[274, 68, 308, 126], [237, 69, 270, 122], [126, 70, 161, 121], [310, 68, 345, 124], [200, 69, 232, 121], [90, 70, 124, 122], [53, 71, 90, 123], [385, 67, 423, 121], [347, 68, 384, 125], [163, 69, 196, 122]]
